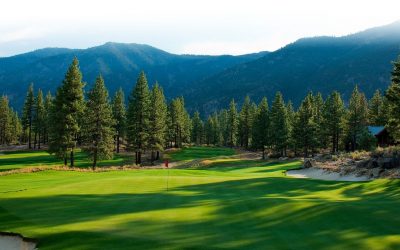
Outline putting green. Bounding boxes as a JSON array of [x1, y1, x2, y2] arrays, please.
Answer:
[[0, 147, 399, 249]]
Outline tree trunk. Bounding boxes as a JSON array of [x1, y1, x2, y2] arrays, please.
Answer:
[[64, 153, 67, 166], [28, 120, 32, 149], [138, 151, 141, 165], [156, 151, 160, 160], [151, 151, 155, 165], [135, 151, 138, 165], [92, 149, 97, 170], [116, 132, 120, 153], [262, 148, 265, 160], [38, 133, 41, 149], [70, 150, 74, 167], [34, 132, 37, 149]]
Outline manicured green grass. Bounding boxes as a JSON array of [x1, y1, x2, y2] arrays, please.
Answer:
[[168, 146, 236, 161], [0, 150, 130, 171], [0, 147, 400, 249]]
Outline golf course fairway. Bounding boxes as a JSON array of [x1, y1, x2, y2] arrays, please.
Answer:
[[0, 147, 399, 249]]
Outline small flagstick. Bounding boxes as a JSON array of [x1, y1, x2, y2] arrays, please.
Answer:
[[165, 159, 169, 192]]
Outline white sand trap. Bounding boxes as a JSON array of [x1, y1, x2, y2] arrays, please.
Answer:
[[287, 167, 370, 182], [0, 233, 37, 250]]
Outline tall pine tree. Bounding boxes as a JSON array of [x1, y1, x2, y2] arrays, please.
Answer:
[[322, 91, 345, 153], [127, 72, 151, 165], [48, 58, 85, 166], [33, 89, 45, 149], [43, 91, 53, 144], [82, 75, 115, 169], [386, 56, 400, 142], [0, 96, 12, 145], [112, 88, 126, 153], [148, 83, 167, 163], [270, 92, 290, 156], [252, 97, 269, 159], [292, 93, 317, 157], [346, 86, 369, 151], [227, 99, 238, 148], [22, 83, 34, 149], [191, 111, 203, 145], [368, 90, 384, 126]]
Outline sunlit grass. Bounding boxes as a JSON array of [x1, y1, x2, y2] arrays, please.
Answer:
[[0, 150, 130, 171], [167, 146, 235, 162], [0, 147, 399, 249]]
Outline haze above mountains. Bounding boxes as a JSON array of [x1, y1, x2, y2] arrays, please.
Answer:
[[1, 20, 400, 113]]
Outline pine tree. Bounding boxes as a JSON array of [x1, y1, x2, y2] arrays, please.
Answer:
[[191, 111, 203, 145], [218, 109, 229, 146], [182, 105, 192, 144], [379, 97, 390, 126], [33, 89, 45, 149], [368, 90, 384, 126], [238, 96, 253, 148], [212, 112, 222, 145], [386, 55, 400, 142], [312, 93, 325, 151], [286, 101, 296, 154], [205, 116, 214, 145], [127, 72, 151, 165], [227, 99, 238, 147], [43, 92, 53, 144], [48, 58, 85, 166], [148, 83, 167, 163], [82, 75, 115, 169], [252, 97, 269, 159], [292, 93, 317, 157], [167, 97, 189, 148], [10, 110, 22, 144], [0, 96, 12, 145], [322, 91, 345, 153], [22, 83, 34, 149], [346, 86, 369, 151], [111, 88, 126, 153], [270, 92, 290, 156]]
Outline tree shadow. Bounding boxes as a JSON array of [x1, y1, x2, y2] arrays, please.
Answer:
[[1, 168, 399, 249]]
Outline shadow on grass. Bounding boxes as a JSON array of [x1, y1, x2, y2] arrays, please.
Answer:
[[1, 173, 399, 249]]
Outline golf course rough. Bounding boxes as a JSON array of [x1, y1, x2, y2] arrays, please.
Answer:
[[0, 147, 399, 249]]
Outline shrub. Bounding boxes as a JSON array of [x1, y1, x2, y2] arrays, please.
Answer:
[[347, 151, 370, 160]]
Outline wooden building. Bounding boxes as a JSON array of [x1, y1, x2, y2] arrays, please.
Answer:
[[367, 126, 394, 147]]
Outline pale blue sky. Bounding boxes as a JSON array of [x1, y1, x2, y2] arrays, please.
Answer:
[[1, 0, 399, 57]]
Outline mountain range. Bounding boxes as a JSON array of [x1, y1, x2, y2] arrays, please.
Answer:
[[1, 21, 400, 114]]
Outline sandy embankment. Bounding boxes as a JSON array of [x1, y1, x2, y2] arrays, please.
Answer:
[[0, 232, 37, 250], [286, 167, 370, 182]]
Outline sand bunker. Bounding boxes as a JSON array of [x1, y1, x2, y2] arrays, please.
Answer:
[[286, 167, 370, 182], [0, 232, 37, 250]]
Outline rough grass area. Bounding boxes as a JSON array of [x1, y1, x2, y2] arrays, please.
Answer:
[[0, 150, 130, 171], [0, 147, 399, 249]]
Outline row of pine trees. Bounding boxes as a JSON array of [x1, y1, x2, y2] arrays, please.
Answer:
[[3, 58, 191, 168], [1, 56, 400, 166], [194, 87, 388, 159]]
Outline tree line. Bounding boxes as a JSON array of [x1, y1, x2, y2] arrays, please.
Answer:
[[1, 56, 400, 166]]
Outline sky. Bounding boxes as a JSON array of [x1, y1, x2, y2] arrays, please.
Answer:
[[1, 0, 400, 57]]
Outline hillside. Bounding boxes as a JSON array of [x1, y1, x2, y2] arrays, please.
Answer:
[[1, 21, 400, 113], [0, 43, 267, 111], [185, 21, 400, 113]]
